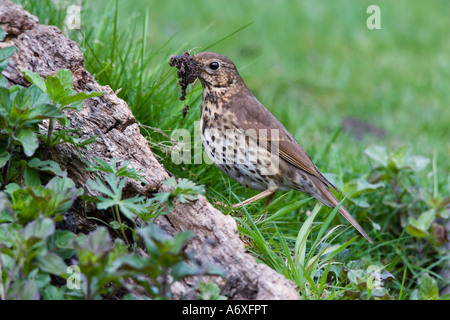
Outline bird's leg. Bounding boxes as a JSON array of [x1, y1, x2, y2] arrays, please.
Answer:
[[232, 187, 278, 209], [265, 193, 275, 207]]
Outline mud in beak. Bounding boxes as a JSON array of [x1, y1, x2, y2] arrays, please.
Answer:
[[169, 52, 201, 101]]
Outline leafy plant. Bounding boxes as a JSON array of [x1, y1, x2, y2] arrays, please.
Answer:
[[85, 157, 146, 182], [410, 273, 450, 300], [127, 223, 224, 298], [21, 68, 102, 155], [85, 158, 152, 244], [152, 177, 205, 212], [0, 217, 68, 299], [0, 33, 101, 188], [6, 176, 83, 224], [196, 281, 227, 300], [365, 145, 449, 243], [340, 260, 395, 300], [68, 223, 224, 299]]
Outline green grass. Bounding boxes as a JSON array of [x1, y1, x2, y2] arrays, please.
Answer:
[[14, 0, 450, 300]]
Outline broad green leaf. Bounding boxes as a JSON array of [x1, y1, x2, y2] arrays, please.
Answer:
[[74, 227, 113, 260], [55, 69, 73, 94], [24, 166, 41, 187], [45, 75, 66, 105], [171, 261, 199, 281], [4, 182, 20, 194], [0, 27, 6, 41], [406, 155, 430, 172], [138, 223, 172, 255], [8, 280, 40, 300], [28, 84, 50, 107], [364, 145, 388, 167], [411, 273, 439, 300], [28, 158, 66, 177], [389, 145, 411, 169], [0, 86, 11, 117], [45, 176, 83, 214], [0, 151, 10, 168], [0, 46, 16, 63], [16, 129, 39, 157], [28, 103, 64, 120], [22, 69, 46, 92], [41, 285, 65, 300], [406, 209, 435, 238], [0, 74, 8, 88], [59, 91, 103, 109], [24, 218, 55, 241], [34, 252, 67, 276], [172, 230, 195, 253], [12, 86, 32, 111]]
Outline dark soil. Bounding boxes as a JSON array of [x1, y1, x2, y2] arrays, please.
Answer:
[[169, 52, 201, 101]]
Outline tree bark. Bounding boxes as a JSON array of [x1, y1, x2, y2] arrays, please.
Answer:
[[0, 0, 300, 299]]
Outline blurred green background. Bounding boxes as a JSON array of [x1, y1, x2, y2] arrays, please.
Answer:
[[79, 0, 450, 172]]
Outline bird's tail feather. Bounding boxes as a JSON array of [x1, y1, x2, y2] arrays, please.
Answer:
[[336, 204, 373, 243], [316, 180, 373, 243]]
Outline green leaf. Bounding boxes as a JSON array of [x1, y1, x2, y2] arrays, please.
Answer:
[[55, 230, 77, 250], [172, 231, 195, 253], [0, 27, 6, 41], [88, 174, 121, 200], [22, 69, 47, 92], [171, 261, 199, 281], [34, 252, 67, 276], [59, 91, 103, 109], [8, 280, 40, 300], [0, 151, 10, 168], [389, 145, 411, 170], [29, 103, 64, 120], [406, 209, 435, 238], [45, 75, 66, 105], [0, 86, 11, 118], [0, 74, 8, 88], [138, 223, 172, 256], [50, 130, 97, 149], [12, 85, 32, 111], [24, 166, 41, 187], [74, 227, 113, 262], [406, 155, 430, 172], [23, 218, 55, 241], [28, 158, 66, 177], [0, 46, 16, 63], [0, 48, 15, 73], [55, 69, 73, 94], [85, 157, 144, 181], [4, 182, 20, 194], [197, 282, 227, 300], [411, 273, 439, 300], [45, 176, 83, 214], [28, 84, 50, 106], [16, 129, 39, 157], [365, 145, 388, 167], [41, 285, 65, 300]]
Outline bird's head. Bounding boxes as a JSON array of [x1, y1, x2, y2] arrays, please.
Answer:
[[192, 51, 240, 89]]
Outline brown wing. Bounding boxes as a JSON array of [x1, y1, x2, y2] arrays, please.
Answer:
[[230, 92, 339, 193]]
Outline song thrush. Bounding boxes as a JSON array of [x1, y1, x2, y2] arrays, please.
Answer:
[[170, 51, 372, 243]]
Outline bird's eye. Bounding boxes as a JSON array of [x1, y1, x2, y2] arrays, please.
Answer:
[[209, 62, 220, 70]]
